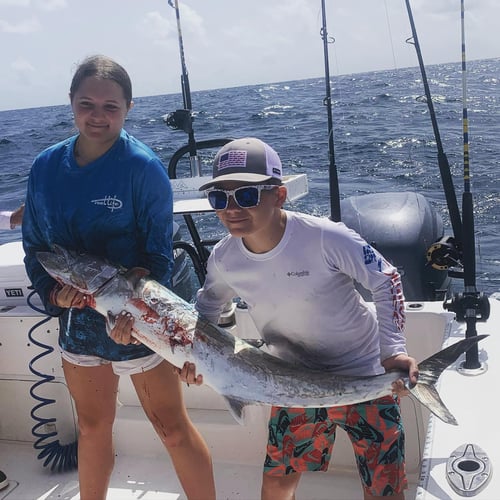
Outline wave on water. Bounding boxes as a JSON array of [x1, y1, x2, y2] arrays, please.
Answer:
[[0, 58, 498, 293]]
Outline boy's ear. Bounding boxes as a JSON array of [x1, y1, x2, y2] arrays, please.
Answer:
[[277, 185, 288, 206]]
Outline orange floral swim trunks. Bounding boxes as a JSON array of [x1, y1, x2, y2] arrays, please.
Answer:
[[264, 395, 407, 496]]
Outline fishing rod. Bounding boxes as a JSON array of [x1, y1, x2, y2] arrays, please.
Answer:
[[165, 0, 233, 283], [459, 0, 475, 293], [320, 0, 341, 222], [166, 0, 201, 176], [405, 2, 489, 334], [404, 0, 463, 250], [444, 0, 490, 370]]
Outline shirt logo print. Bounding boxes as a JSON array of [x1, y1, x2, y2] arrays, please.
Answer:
[[287, 270, 310, 277], [92, 195, 123, 212], [363, 244, 383, 271]]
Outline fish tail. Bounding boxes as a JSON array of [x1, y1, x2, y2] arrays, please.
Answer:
[[408, 334, 488, 426]]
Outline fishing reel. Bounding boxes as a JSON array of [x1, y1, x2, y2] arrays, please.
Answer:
[[443, 291, 490, 323], [429, 237, 490, 323], [426, 236, 463, 276], [164, 109, 194, 134]]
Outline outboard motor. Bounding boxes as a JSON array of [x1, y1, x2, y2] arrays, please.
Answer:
[[340, 191, 450, 301]]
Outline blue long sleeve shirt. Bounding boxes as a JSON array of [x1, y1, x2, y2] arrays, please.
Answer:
[[23, 129, 174, 361]]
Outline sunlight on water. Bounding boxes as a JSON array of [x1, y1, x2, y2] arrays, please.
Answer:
[[0, 59, 498, 294]]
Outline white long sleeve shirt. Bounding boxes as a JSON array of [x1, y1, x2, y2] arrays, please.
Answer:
[[196, 210, 407, 377]]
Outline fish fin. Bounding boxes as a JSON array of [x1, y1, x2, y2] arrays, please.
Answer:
[[234, 337, 254, 354], [223, 397, 249, 425], [242, 338, 266, 349], [124, 267, 150, 288], [105, 311, 117, 336], [409, 382, 458, 425], [409, 334, 488, 426]]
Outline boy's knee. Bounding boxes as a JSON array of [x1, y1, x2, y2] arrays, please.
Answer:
[[261, 472, 301, 500]]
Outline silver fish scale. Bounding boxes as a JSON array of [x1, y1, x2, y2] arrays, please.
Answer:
[[139, 278, 190, 316], [138, 278, 196, 346], [36, 246, 484, 425]]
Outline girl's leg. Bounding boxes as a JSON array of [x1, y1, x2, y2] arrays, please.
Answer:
[[131, 360, 216, 500], [62, 359, 119, 500]]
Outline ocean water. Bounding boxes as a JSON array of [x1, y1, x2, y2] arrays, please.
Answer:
[[0, 58, 498, 295]]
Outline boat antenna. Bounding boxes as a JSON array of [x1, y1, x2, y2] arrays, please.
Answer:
[[166, 0, 201, 176], [320, 0, 341, 222], [404, 0, 462, 247]]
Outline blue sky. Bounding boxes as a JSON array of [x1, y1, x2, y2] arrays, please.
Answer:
[[0, 0, 498, 111]]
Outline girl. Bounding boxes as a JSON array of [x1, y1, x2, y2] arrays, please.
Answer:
[[23, 55, 215, 500]]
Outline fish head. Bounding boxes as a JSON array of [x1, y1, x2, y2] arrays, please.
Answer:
[[37, 244, 120, 294]]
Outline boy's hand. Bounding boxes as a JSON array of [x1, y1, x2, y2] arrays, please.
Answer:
[[383, 353, 419, 396], [176, 361, 204, 386]]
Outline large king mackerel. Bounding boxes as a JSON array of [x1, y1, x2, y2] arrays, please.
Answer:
[[37, 245, 486, 425]]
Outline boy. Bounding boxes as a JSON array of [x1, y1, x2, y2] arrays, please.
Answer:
[[181, 137, 418, 499]]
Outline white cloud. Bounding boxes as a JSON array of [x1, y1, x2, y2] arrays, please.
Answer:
[[140, 11, 176, 44], [179, 2, 205, 38], [0, 17, 41, 33], [0, 0, 498, 111], [0, 0, 30, 5], [0, 0, 66, 8], [11, 57, 35, 75], [34, 0, 67, 12], [138, 3, 204, 47]]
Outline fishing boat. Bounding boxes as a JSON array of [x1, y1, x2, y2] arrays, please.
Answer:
[[0, 1, 498, 499]]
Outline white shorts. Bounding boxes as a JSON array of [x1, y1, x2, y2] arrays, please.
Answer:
[[60, 348, 164, 376]]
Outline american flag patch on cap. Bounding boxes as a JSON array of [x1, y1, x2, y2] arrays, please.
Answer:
[[217, 150, 248, 170]]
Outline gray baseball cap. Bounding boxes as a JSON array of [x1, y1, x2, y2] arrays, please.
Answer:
[[198, 137, 283, 190]]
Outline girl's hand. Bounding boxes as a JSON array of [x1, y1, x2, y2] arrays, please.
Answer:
[[49, 283, 89, 309], [108, 311, 139, 345]]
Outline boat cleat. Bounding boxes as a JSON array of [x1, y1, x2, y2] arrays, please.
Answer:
[[446, 443, 492, 497]]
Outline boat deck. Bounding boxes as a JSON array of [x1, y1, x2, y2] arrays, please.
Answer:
[[415, 294, 500, 500], [1, 245, 499, 499], [2, 439, 398, 500], [0, 300, 434, 500]]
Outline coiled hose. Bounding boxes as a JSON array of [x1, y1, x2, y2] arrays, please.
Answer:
[[27, 290, 78, 472]]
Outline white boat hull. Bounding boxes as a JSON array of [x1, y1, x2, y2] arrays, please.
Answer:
[[1, 241, 499, 499]]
